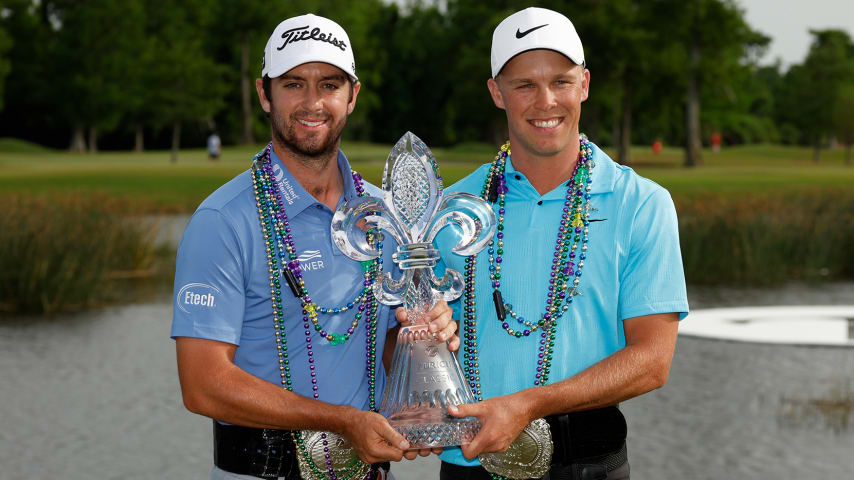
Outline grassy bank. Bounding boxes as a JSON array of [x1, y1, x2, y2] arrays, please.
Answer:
[[0, 194, 169, 314], [678, 191, 854, 285], [2, 140, 852, 212], [1, 140, 852, 313]]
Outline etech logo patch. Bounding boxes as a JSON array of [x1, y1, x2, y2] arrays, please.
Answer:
[[177, 283, 223, 313]]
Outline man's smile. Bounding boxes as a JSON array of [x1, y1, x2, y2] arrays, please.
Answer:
[[528, 117, 563, 129]]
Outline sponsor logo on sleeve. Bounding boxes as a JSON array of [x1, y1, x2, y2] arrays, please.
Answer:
[[177, 283, 223, 313]]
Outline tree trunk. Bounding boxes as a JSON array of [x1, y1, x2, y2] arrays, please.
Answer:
[[87, 127, 98, 153], [241, 33, 254, 145], [134, 125, 144, 152], [684, 43, 702, 168], [171, 121, 181, 163], [812, 140, 821, 163], [69, 126, 86, 152], [618, 75, 632, 166]]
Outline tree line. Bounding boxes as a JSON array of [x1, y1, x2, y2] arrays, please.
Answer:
[[0, 0, 852, 165]]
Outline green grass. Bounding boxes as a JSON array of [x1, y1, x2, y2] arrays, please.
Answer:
[[0, 140, 852, 312], [1, 141, 851, 212]]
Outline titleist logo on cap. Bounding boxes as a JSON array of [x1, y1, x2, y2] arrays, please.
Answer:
[[277, 25, 348, 52]]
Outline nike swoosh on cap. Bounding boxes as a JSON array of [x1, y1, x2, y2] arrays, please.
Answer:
[[516, 24, 548, 38]]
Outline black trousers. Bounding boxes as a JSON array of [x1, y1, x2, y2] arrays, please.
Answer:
[[439, 458, 630, 480]]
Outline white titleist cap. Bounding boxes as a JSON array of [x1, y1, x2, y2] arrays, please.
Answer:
[[491, 7, 585, 78], [262, 14, 357, 82]]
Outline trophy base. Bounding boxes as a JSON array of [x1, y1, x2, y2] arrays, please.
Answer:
[[389, 409, 481, 449]]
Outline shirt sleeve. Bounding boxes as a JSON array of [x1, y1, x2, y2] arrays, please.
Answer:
[[171, 208, 247, 344], [618, 188, 689, 321]]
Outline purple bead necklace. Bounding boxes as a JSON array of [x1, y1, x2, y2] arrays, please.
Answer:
[[252, 143, 379, 480], [462, 135, 594, 401]]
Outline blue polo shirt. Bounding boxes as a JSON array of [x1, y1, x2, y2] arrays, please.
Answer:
[[171, 148, 398, 411], [438, 142, 689, 466]]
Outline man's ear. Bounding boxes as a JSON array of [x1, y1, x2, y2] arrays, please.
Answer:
[[255, 77, 271, 113], [487, 78, 506, 110], [580, 69, 590, 103], [347, 81, 361, 115]]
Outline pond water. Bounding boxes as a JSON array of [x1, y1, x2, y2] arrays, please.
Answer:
[[1, 282, 852, 479]]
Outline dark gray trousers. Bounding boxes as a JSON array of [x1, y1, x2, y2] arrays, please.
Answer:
[[439, 460, 629, 480]]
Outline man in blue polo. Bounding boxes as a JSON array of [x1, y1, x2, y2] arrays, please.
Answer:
[[437, 7, 689, 480], [171, 14, 456, 480]]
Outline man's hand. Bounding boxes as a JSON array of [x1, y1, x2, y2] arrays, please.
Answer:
[[402, 445, 443, 461], [447, 393, 532, 459], [343, 410, 410, 463], [395, 300, 459, 352]]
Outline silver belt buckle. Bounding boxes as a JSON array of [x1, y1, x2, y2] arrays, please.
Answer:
[[478, 418, 553, 479], [295, 430, 371, 480]]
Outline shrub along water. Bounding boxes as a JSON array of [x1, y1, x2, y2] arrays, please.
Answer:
[[0, 194, 161, 315], [677, 190, 854, 285], [0, 189, 851, 315]]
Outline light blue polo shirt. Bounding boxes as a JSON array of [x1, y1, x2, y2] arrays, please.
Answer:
[[171, 148, 398, 411], [437, 142, 689, 466]]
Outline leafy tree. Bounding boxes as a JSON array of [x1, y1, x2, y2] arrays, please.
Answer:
[[143, 0, 227, 162], [208, 1, 297, 146], [775, 30, 854, 161], [646, 0, 766, 167], [835, 85, 854, 165], [0, 21, 11, 112], [51, 0, 146, 152], [802, 30, 853, 161]]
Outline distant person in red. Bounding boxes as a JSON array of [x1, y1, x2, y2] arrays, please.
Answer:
[[711, 132, 722, 153], [652, 139, 662, 155]]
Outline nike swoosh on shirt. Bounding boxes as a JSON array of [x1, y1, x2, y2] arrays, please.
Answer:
[[516, 24, 548, 38]]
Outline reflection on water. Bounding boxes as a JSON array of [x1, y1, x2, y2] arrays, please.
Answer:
[[778, 384, 853, 433], [1, 283, 853, 479]]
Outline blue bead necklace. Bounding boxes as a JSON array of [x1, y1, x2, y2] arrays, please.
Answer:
[[462, 135, 594, 401], [252, 143, 380, 479]]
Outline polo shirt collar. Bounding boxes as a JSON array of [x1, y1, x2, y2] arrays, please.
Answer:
[[503, 141, 616, 199], [268, 148, 359, 217]]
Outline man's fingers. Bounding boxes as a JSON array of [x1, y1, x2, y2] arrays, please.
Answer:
[[438, 321, 456, 342], [365, 442, 404, 463], [447, 402, 478, 418], [395, 307, 407, 325], [460, 438, 481, 460], [377, 422, 410, 451], [403, 450, 418, 461], [447, 334, 460, 352], [427, 301, 452, 331]]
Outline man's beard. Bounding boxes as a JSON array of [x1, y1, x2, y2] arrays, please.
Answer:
[[270, 105, 347, 162]]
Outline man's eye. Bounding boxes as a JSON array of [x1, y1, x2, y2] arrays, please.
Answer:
[[284, 82, 301, 88], [516, 84, 534, 90], [323, 83, 340, 90]]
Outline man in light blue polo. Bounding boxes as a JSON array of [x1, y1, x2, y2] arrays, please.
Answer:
[[171, 14, 456, 480], [437, 7, 689, 480]]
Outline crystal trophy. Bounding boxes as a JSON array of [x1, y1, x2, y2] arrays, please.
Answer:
[[331, 132, 496, 448]]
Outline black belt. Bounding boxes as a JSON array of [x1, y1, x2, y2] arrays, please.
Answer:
[[213, 422, 391, 479], [442, 406, 627, 479], [544, 405, 627, 467], [213, 422, 300, 479]]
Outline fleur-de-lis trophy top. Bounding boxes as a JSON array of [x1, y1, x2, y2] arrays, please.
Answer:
[[332, 131, 495, 322], [331, 132, 496, 448]]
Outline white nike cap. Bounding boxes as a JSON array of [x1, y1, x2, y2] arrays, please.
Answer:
[[262, 14, 358, 82], [491, 7, 585, 78]]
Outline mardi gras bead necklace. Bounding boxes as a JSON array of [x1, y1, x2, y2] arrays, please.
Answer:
[[252, 143, 381, 480], [462, 135, 594, 398], [462, 136, 594, 480]]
